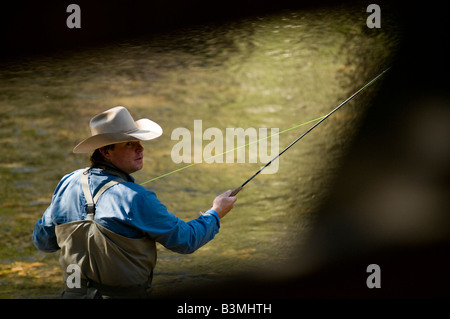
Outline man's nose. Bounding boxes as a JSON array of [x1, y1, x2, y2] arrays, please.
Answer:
[[136, 142, 144, 152]]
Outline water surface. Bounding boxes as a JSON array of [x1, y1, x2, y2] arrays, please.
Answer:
[[0, 5, 399, 297]]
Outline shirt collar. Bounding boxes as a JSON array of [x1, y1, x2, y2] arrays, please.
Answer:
[[92, 160, 135, 183]]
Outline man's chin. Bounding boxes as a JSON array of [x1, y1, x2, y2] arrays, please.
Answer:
[[133, 164, 144, 173]]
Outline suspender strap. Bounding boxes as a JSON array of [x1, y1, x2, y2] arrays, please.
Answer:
[[81, 170, 94, 215], [81, 168, 124, 220]]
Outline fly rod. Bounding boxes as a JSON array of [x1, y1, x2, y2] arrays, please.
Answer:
[[229, 67, 391, 197]]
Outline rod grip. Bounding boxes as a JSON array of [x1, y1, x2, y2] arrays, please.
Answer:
[[230, 186, 243, 196]]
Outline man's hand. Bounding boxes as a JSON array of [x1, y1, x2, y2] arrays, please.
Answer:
[[211, 190, 237, 219]]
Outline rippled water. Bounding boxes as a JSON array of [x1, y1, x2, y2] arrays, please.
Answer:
[[0, 5, 399, 297]]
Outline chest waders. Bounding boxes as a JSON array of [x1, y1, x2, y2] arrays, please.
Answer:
[[55, 169, 156, 299]]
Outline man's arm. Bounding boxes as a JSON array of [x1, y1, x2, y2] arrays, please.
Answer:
[[32, 206, 60, 253], [135, 189, 237, 254]]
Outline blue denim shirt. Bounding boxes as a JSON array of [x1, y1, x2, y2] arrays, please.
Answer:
[[32, 168, 220, 254]]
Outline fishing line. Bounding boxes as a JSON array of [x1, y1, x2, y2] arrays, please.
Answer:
[[139, 115, 327, 186], [140, 67, 390, 191], [230, 67, 391, 196]]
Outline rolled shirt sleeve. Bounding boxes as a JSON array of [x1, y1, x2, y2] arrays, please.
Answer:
[[32, 172, 78, 253], [32, 206, 60, 253]]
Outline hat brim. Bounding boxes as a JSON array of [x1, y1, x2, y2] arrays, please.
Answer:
[[73, 118, 162, 153]]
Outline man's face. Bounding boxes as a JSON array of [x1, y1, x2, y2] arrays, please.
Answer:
[[100, 141, 144, 174]]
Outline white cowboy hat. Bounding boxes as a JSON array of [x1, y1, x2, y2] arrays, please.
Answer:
[[73, 106, 163, 153]]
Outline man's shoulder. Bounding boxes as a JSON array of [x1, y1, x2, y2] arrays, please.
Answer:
[[50, 168, 85, 197], [116, 181, 155, 197], [58, 168, 85, 185], [85, 168, 158, 200]]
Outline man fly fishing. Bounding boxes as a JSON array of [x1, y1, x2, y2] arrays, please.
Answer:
[[32, 68, 389, 299], [32, 106, 237, 298]]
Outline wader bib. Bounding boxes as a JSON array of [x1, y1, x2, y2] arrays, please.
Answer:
[[55, 169, 156, 299]]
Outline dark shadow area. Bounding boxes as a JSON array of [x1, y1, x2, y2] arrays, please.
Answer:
[[1, 0, 338, 60]]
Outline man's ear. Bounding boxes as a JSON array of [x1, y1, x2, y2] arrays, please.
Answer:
[[98, 147, 112, 161]]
